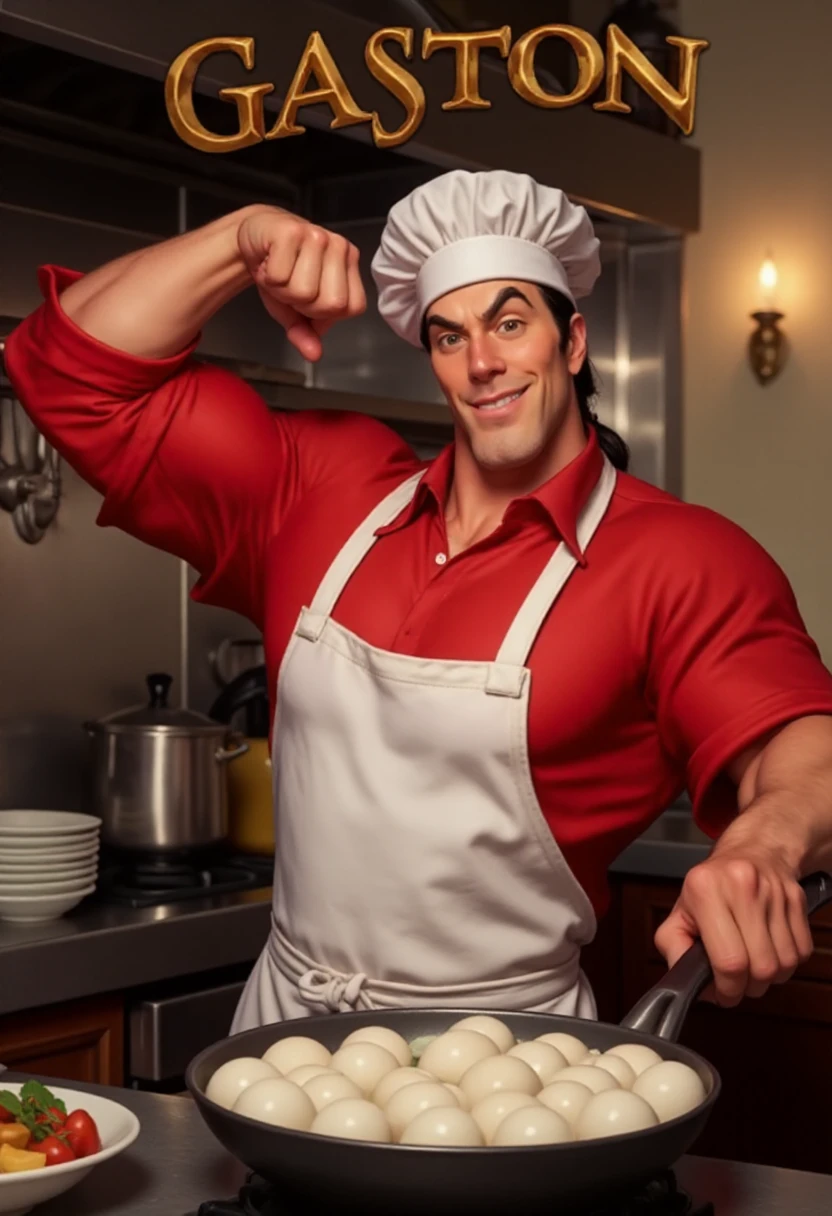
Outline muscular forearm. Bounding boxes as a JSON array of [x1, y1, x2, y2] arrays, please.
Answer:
[[655, 714, 832, 1004], [721, 715, 832, 874], [60, 205, 267, 359]]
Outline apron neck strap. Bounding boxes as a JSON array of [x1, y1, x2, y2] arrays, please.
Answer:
[[307, 457, 616, 669], [308, 472, 424, 618], [494, 456, 617, 668]]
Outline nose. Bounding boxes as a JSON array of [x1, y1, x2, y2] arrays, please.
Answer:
[[467, 332, 506, 383]]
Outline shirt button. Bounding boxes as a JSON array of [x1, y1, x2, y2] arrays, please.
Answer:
[[435, 552, 447, 566]]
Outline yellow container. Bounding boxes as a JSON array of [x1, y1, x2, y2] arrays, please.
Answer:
[[227, 737, 274, 856]]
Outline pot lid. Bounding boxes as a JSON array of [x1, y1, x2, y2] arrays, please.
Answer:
[[93, 673, 224, 734]]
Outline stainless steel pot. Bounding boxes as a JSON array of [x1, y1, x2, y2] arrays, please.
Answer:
[[85, 673, 248, 853]]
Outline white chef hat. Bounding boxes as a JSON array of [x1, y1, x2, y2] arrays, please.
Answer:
[[371, 169, 601, 348]]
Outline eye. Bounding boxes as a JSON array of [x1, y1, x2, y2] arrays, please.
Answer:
[[497, 317, 524, 335], [437, 332, 462, 350]]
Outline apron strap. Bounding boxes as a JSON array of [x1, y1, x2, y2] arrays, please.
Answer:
[[308, 472, 424, 618], [494, 457, 617, 669]]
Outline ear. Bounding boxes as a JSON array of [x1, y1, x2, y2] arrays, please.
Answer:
[[566, 313, 588, 375]]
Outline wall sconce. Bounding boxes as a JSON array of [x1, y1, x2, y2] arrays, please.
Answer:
[[749, 255, 788, 385]]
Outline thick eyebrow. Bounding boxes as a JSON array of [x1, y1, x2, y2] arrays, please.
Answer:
[[424, 285, 534, 337], [424, 312, 464, 335], [481, 285, 533, 322]]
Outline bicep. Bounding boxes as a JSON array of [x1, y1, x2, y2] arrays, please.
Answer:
[[647, 511, 832, 831], [97, 363, 300, 623]]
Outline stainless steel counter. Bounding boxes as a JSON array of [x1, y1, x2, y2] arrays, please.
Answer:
[[5, 1074, 831, 1215], [0, 887, 273, 1015]]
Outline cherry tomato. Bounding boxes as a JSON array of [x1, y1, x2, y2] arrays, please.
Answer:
[[34, 1107, 66, 1129], [63, 1110, 101, 1158], [40, 1134, 76, 1166], [0, 1106, 13, 1124]]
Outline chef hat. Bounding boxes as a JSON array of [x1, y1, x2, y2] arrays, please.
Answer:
[[371, 169, 601, 347]]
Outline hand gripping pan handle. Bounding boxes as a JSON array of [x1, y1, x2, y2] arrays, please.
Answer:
[[620, 871, 832, 1042]]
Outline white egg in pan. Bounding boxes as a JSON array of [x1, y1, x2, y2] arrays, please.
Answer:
[[419, 1029, 500, 1084], [204, 1021, 711, 1148], [506, 1040, 569, 1084], [330, 1042, 400, 1096], [340, 1025, 414, 1068], [205, 1057, 280, 1111], [632, 1060, 707, 1123], [576, 1089, 659, 1140]]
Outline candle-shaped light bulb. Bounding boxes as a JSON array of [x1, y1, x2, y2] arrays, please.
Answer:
[[759, 255, 778, 311]]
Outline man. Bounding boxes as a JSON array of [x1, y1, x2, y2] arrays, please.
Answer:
[[7, 170, 832, 1031]]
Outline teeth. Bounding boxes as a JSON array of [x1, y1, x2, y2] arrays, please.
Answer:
[[479, 390, 522, 411]]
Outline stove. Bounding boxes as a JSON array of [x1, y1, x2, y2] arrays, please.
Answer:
[[96, 851, 273, 906], [192, 1171, 715, 1216]]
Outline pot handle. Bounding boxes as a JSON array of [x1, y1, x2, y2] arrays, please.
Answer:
[[619, 871, 832, 1043], [216, 735, 249, 763]]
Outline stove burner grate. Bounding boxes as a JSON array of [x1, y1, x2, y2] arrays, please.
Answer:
[[96, 852, 273, 907], [192, 1170, 715, 1216]]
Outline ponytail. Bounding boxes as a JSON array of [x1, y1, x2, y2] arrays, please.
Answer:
[[537, 285, 630, 472]]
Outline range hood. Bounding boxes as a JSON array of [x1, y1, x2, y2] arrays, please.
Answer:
[[0, 0, 700, 233]]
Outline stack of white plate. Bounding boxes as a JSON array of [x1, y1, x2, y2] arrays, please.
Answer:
[[0, 811, 101, 923]]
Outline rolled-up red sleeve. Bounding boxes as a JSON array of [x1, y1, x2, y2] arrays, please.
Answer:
[[645, 505, 832, 837], [4, 265, 301, 625]]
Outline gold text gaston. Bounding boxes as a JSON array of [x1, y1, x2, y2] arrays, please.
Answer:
[[165, 25, 710, 154]]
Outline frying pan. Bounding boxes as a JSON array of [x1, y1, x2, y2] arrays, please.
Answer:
[[187, 872, 832, 1215]]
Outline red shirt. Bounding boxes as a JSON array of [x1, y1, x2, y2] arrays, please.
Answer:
[[8, 265, 832, 915]]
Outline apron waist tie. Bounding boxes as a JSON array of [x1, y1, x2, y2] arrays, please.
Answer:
[[267, 915, 592, 1017], [268, 919, 379, 1013], [298, 967, 371, 1014]]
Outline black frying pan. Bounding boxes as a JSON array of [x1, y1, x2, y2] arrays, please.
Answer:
[[187, 872, 832, 1215]]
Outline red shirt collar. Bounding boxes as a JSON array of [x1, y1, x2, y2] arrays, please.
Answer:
[[377, 427, 605, 564]]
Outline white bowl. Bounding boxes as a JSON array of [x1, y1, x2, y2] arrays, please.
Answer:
[[0, 812, 101, 838], [0, 1082, 139, 1215], [0, 886, 95, 924], [0, 870, 97, 890], [0, 837, 99, 856], [0, 856, 98, 876]]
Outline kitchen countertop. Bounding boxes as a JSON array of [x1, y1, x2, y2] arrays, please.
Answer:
[[611, 808, 712, 879], [4, 1074, 831, 1215], [0, 807, 710, 1018], [0, 887, 273, 1016]]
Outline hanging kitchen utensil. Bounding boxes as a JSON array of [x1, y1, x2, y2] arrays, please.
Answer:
[[187, 873, 832, 1216], [210, 638, 266, 689]]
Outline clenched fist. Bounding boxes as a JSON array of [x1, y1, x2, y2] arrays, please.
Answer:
[[654, 851, 813, 1006], [237, 208, 367, 362]]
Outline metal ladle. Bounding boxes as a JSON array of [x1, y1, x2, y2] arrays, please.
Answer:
[[0, 331, 62, 544]]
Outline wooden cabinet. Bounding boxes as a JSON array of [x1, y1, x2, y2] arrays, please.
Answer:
[[0, 994, 124, 1086], [581, 880, 625, 1025], [616, 877, 832, 1175]]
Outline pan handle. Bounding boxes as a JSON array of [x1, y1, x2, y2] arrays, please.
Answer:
[[619, 871, 832, 1043]]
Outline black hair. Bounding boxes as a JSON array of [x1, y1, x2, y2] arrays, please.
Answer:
[[537, 284, 629, 472], [420, 283, 630, 472]]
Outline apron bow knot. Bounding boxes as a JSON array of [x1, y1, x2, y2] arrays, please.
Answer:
[[298, 966, 369, 1013]]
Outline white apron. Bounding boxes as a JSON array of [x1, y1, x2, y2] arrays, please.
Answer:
[[231, 455, 617, 1032]]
